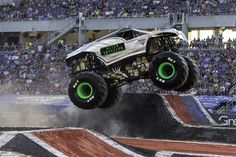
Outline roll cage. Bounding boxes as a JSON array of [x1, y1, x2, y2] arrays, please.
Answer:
[[96, 28, 150, 42]]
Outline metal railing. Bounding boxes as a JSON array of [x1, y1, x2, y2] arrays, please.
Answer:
[[34, 19, 76, 45]]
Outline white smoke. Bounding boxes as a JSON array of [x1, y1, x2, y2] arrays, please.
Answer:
[[0, 94, 64, 127], [0, 94, 127, 136], [56, 104, 127, 136]]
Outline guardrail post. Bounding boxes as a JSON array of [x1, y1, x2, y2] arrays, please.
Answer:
[[78, 15, 86, 47]]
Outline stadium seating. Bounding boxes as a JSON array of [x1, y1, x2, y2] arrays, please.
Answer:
[[0, 44, 235, 95], [1, 0, 236, 21]]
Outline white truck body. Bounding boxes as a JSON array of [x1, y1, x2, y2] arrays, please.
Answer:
[[66, 28, 186, 66]]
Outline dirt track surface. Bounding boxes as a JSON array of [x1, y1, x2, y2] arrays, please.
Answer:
[[34, 129, 132, 157], [165, 95, 197, 125], [115, 137, 236, 156], [1, 94, 236, 156]]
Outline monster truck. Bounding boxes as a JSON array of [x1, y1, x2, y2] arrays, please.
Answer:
[[65, 28, 199, 109]]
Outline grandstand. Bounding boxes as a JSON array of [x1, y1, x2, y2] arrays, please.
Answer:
[[0, 0, 236, 96]]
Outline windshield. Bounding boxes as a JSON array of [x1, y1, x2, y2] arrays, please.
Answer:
[[96, 28, 148, 42]]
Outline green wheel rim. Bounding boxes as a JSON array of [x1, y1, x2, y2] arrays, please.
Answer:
[[157, 62, 176, 80], [76, 82, 94, 100]]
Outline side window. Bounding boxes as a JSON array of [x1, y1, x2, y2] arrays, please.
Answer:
[[133, 31, 139, 38], [116, 32, 125, 39], [116, 30, 137, 40], [122, 31, 134, 40], [116, 30, 146, 40]]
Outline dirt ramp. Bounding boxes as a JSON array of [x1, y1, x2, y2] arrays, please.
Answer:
[[165, 95, 197, 125], [34, 129, 136, 157], [165, 95, 213, 126], [64, 94, 236, 144], [60, 93, 180, 137], [0, 129, 143, 157]]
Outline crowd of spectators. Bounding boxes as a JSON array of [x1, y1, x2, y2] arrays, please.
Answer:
[[0, 38, 235, 96], [191, 48, 236, 96], [0, 0, 236, 21], [0, 43, 69, 95], [126, 48, 236, 96], [187, 36, 236, 49]]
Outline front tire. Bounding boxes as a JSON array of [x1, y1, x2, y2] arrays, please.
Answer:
[[149, 52, 189, 90], [98, 87, 123, 109], [176, 56, 200, 92], [68, 72, 108, 110]]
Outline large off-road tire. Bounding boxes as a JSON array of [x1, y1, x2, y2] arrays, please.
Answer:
[[68, 72, 108, 110], [98, 87, 123, 109], [149, 51, 189, 90], [176, 56, 200, 92]]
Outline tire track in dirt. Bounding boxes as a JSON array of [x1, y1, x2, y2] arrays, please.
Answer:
[[115, 137, 236, 156]]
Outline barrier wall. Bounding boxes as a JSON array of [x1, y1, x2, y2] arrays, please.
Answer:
[[1, 15, 236, 32]]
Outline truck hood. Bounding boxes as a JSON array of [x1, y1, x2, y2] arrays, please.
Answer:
[[66, 37, 126, 59]]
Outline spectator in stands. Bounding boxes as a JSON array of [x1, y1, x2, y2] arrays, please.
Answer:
[[125, 45, 236, 96], [1, 0, 236, 21], [1, 39, 235, 96], [3, 42, 9, 51]]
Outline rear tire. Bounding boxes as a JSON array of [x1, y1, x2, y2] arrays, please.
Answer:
[[99, 87, 123, 109], [68, 72, 108, 110], [176, 56, 200, 92], [149, 51, 189, 90]]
